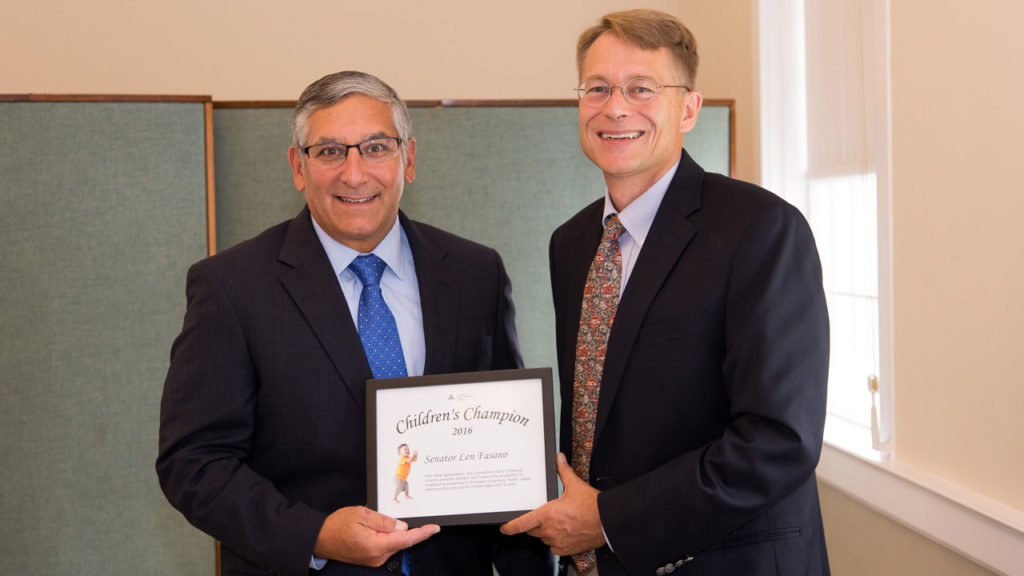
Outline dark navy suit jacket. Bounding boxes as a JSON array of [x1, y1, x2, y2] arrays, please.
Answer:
[[550, 151, 831, 576], [158, 208, 553, 576]]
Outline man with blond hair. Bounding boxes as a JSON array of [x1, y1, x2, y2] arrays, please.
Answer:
[[504, 10, 831, 576]]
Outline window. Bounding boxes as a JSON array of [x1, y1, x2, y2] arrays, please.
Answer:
[[809, 173, 879, 429], [759, 0, 892, 450]]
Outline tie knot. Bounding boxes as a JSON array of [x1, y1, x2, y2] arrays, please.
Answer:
[[349, 254, 387, 287], [603, 215, 626, 243]]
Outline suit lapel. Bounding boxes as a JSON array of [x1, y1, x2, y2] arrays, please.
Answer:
[[400, 212, 458, 376], [278, 207, 372, 408], [594, 152, 705, 447]]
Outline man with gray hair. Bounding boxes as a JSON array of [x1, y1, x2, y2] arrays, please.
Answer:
[[157, 71, 553, 576]]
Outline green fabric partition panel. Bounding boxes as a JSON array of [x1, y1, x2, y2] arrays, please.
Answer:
[[1, 100, 213, 575], [213, 101, 732, 442], [212, 106, 301, 251]]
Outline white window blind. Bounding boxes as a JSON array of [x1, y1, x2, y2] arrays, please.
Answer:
[[760, 0, 892, 450]]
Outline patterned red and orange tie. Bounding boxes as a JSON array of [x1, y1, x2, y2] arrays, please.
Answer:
[[572, 214, 625, 573]]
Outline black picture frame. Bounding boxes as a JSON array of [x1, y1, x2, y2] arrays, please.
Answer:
[[366, 367, 557, 527]]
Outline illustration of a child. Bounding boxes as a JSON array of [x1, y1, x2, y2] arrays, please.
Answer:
[[393, 443, 418, 503]]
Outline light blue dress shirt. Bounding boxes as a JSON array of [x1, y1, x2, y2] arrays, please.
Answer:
[[602, 158, 682, 298], [311, 215, 426, 378]]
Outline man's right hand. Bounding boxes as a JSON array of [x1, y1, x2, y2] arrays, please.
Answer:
[[313, 506, 440, 566]]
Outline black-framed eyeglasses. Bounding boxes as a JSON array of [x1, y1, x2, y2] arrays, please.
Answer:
[[302, 137, 403, 166], [575, 77, 691, 106]]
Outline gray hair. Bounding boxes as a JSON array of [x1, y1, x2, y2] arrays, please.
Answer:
[[291, 71, 413, 158]]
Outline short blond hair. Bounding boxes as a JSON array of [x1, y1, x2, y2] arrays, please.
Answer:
[[577, 9, 699, 85]]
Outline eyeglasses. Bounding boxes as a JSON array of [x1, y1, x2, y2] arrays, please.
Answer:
[[302, 137, 403, 166], [575, 77, 691, 106]]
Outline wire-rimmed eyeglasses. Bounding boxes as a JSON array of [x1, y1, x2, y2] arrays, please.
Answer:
[[575, 77, 691, 106]]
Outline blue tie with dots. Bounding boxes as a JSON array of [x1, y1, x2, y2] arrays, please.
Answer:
[[349, 255, 412, 575], [349, 254, 408, 380]]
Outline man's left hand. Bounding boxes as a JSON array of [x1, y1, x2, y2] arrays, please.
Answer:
[[500, 452, 605, 556]]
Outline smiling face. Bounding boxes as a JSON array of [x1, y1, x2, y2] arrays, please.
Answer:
[[578, 33, 701, 209], [288, 94, 416, 252]]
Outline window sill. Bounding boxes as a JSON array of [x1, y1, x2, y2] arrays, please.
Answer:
[[818, 416, 1024, 575]]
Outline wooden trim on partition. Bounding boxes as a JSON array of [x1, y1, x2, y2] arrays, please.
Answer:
[[439, 99, 578, 107], [213, 100, 446, 108], [204, 101, 218, 257], [213, 100, 295, 109], [703, 99, 736, 177], [212, 99, 576, 108], [0, 94, 211, 103], [406, 100, 444, 108]]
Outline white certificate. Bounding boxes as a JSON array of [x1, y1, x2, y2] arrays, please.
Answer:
[[366, 368, 557, 526]]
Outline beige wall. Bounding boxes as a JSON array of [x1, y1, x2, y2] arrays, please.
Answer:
[[1, 0, 672, 99], [890, 0, 1024, 509], [677, 0, 760, 185], [819, 483, 999, 576]]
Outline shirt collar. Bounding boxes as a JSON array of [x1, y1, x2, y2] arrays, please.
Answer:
[[601, 158, 681, 246], [310, 215, 408, 281]]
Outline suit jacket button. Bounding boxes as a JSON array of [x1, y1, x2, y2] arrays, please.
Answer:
[[656, 568, 666, 576]]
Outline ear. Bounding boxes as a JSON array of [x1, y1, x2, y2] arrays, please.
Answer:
[[287, 146, 306, 191], [679, 90, 703, 134], [403, 137, 417, 184]]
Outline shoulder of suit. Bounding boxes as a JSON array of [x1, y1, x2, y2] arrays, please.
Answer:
[[701, 172, 784, 203], [695, 174, 815, 247], [700, 172, 802, 215], [193, 217, 293, 273]]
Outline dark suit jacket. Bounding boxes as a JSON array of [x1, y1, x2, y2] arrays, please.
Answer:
[[550, 151, 830, 576], [157, 208, 553, 576]]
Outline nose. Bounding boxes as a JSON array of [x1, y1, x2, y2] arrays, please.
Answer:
[[338, 148, 368, 185], [604, 86, 631, 118]]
